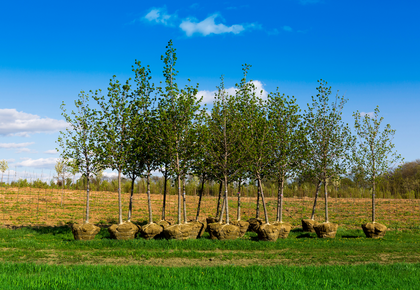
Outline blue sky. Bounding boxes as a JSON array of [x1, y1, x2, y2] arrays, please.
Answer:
[[1, 0, 419, 179]]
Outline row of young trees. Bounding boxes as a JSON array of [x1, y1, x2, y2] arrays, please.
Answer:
[[58, 40, 401, 237]]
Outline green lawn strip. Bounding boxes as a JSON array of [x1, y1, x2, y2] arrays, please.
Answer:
[[0, 227, 419, 265], [0, 262, 419, 289]]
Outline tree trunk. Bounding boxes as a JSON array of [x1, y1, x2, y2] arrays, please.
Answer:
[[224, 175, 230, 224], [61, 174, 64, 207], [128, 177, 135, 221], [182, 177, 187, 223], [372, 176, 376, 223], [147, 171, 153, 224], [195, 173, 205, 221], [237, 178, 242, 221], [218, 191, 226, 224], [215, 181, 223, 218], [118, 169, 123, 224], [310, 181, 321, 220], [324, 178, 329, 223], [257, 175, 269, 224], [161, 168, 168, 220], [276, 177, 284, 222], [85, 166, 90, 224], [256, 179, 261, 218], [177, 153, 181, 224]]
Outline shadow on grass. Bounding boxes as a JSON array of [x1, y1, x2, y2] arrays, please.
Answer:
[[296, 233, 316, 239]]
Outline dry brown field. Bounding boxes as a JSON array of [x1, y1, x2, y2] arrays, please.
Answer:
[[0, 187, 419, 230]]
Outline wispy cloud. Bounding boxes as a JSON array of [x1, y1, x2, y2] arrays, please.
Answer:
[[143, 7, 176, 26], [44, 150, 58, 154], [360, 111, 375, 118], [283, 26, 293, 32], [0, 109, 68, 137], [141, 7, 259, 37], [15, 157, 58, 169], [15, 148, 38, 154], [180, 14, 249, 37], [0, 142, 34, 149], [197, 80, 268, 104]]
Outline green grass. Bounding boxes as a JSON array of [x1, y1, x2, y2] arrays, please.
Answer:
[[1, 226, 420, 265], [0, 262, 419, 289]]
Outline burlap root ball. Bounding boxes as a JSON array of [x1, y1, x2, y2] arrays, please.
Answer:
[[71, 222, 100, 240], [247, 218, 263, 233], [361, 222, 387, 238], [208, 223, 240, 240], [256, 223, 280, 242], [301, 219, 318, 232], [108, 221, 139, 240], [272, 222, 292, 239], [230, 220, 250, 237], [140, 223, 163, 240], [163, 223, 194, 240], [313, 222, 338, 238], [188, 220, 207, 239]]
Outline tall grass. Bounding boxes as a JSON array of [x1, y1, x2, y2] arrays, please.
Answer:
[[0, 262, 419, 289]]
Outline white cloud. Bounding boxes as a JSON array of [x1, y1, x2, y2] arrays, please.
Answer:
[[15, 148, 38, 154], [15, 157, 58, 169], [180, 14, 246, 37], [197, 80, 268, 104], [360, 112, 374, 118], [143, 7, 175, 26], [44, 149, 58, 154], [0, 109, 68, 137], [0, 142, 34, 148], [283, 25, 292, 32]]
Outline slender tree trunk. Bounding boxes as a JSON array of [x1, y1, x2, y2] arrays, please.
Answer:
[[118, 169, 123, 224], [372, 177, 376, 223], [215, 181, 223, 218], [276, 177, 284, 222], [310, 181, 322, 220], [195, 173, 205, 221], [162, 168, 168, 220], [182, 177, 187, 223], [224, 175, 230, 224], [237, 178, 242, 221], [177, 154, 181, 224], [218, 191, 226, 224], [85, 163, 90, 224], [128, 177, 135, 221], [257, 176, 269, 224], [256, 179, 261, 218], [146, 171, 153, 224], [61, 174, 64, 207], [324, 178, 329, 223]]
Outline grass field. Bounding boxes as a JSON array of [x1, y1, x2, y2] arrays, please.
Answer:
[[1, 187, 420, 289]]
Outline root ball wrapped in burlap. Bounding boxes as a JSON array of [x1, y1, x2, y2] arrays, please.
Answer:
[[301, 219, 318, 232], [272, 222, 292, 239], [361, 222, 387, 238], [256, 223, 280, 242], [71, 223, 101, 240], [163, 223, 194, 240], [108, 222, 139, 240], [140, 223, 163, 240], [313, 222, 338, 238]]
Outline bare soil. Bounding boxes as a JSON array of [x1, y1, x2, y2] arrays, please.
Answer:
[[0, 187, 419, 230]]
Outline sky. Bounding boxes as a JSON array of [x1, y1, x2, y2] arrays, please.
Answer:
[[0, 0, 419, 180]]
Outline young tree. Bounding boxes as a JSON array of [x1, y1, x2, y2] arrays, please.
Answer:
[[267, 91, 305, 226], [302, 80, 355, 237], [353, 106, 402, 237], [205, 69, 253, 239], [157, 40, 204, 228], [123, 60, 155, 223], [0, 160, 8, 184], [92, 76, 133, 226], [58, 91, 103, 239], [54, 159, 69, 207]]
